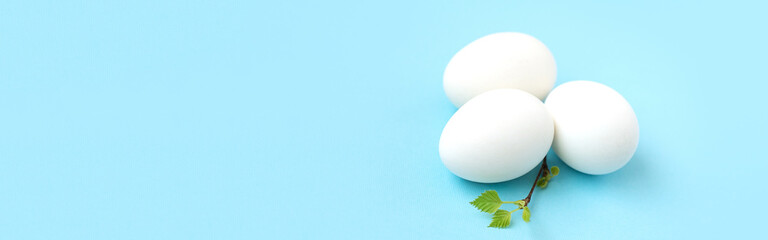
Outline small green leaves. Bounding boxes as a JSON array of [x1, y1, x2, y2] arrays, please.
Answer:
[[536, 165, 560, 189], [536, 178, 549, 188], [551, 166, 560, 176], [488, 209, 512, 228], [522, 207, 531, 222], [470, 190, 503, 213], [469, 159, 556, 229], [469, 192, 528, 228]]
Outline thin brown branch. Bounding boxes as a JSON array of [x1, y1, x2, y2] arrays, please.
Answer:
[[523, 156, 547, 206]]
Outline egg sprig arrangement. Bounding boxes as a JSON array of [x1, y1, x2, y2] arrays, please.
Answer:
[[439, 32, 639, 228]]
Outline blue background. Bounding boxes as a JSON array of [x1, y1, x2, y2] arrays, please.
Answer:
[[1, 0, 766, 239]]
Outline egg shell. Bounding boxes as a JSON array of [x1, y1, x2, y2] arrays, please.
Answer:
[[443, 32, 557, 108], [545, 81, 639, 175], [439, 89, 554, 183]]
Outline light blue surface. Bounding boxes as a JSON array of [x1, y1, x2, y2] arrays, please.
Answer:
[[1, 0, 767, 239]]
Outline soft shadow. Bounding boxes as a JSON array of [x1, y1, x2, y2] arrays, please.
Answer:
[[452, 156, 548, 194], [575, 146, 659, 202]]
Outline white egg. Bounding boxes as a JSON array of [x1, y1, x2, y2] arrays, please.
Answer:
[[545, 81, 639, 175], [443, 32, 557, 107], [439, 89, 554, 183]]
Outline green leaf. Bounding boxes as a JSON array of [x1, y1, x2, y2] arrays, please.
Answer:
[[537, 177, 548, 188], [512, 200, 526, 208], [522, 207, 531, 222], [470, 190, 503, 213], [551, 166, 560, 176], [488, 209, 512, 228]]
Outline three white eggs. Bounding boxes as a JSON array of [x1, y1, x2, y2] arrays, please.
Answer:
[[439, 32, 639, 183]]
